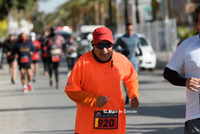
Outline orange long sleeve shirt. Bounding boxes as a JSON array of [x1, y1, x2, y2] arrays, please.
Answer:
[[65, 51, 139, 134]]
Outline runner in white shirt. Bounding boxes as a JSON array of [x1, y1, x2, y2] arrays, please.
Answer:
[[64, 36, 78, 77], [163, 5, 200, 134]]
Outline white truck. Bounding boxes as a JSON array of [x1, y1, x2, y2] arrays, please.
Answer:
[[77, 25, 104, 57]]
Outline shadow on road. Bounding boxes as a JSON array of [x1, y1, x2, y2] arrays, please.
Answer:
[[24, 129, 74, 134], [126, 123, 184, 134], [125, 104, 185, 133], [0, 106, 77, 112], [126, 104, 185, 119]]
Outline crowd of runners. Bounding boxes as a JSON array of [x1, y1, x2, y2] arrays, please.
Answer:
[[2, 26, 77, 92]]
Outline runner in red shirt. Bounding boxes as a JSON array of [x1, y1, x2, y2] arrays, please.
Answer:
[[65, 27, 139, 134], [30, 32, 41, 82]]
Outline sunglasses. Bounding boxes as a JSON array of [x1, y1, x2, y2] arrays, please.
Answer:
[[94, 43, 113, 49]]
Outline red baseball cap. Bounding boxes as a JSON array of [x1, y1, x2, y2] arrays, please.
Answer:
[[92, 27, 114, 44]]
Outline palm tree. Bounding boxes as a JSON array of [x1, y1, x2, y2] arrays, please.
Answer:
[[57, 0, 110, 30]]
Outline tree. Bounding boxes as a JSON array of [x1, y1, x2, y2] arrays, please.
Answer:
[[0, 0, 39, 38], [151, 0, 160, 21], [57, 0, 109, 31], [0, 19, 7, 37], [37, 0, 122, 32], [0, 0, 38, 20]]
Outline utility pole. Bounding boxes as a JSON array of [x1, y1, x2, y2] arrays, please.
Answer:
[[135, 0, 140, 24], [115, 0, 120, 33], [94, 0, 99, 25], [100, 3, 105, 26], [187, 0, 192, 26], [109, 0, 113, 27], [164, 0, 169, 22], [125, 0, 139, 24], [125, 0, 128, 24]]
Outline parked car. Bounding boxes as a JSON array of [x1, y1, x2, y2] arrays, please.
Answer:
[[114, 33, 157, 71], [137, 33, 156, 71]]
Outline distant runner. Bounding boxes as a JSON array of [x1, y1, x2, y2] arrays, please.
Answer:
[[63, 36, 78, 77], [30, 32, 41, 82], [46, 26, 65, 89], [39, 30, 49, 76], [12, 33, 35, 93], [3, 34, 17, 84]]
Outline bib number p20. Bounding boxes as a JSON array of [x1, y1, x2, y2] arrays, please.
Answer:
[[94, 117, 117, 129], [94, 111, 118, 129]]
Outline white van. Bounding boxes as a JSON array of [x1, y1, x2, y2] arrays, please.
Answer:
[[77, 25, 104, 57]]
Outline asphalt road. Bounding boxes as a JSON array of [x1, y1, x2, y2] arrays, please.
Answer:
[[0, 59, 186, 134]]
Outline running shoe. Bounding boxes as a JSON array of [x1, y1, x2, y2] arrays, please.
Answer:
[[50, 80, 53, 87], [28, 84, 34, 91], [22, 88, 27, 93], [32, 78, 36, 82], [11, 78, 15, 84], [50, 77, 53, 87], [44, 71, 48, 76], [56, 84, 59, 89]]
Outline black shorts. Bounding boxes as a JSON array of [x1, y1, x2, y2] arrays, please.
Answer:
[[184, 117, 200, 134], [7, 59, 14, 64], [32, 60, 39, 64], [19, 64, 31, 70]]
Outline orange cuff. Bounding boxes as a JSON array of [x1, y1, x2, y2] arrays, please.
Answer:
[[126, 78, 139, 100], [66, 91, 99, 107]]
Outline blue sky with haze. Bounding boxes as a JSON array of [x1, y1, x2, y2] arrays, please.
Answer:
[[38, 0, 68, 14]]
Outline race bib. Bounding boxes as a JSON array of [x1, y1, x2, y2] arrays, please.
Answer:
[[50, 48, 61, 55], [93, 110, 118, 129], [52, 56, 60, 62], [32, 54, 39, 61], [20, 56, 29, 63], [41, 53, 47, 57]]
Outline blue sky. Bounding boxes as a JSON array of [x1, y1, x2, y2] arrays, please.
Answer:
[[37, 0, 123, 14], [38, 0, 68, 14]]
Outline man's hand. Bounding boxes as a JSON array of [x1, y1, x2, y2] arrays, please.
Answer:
[[186, 77, 200, 92], [15, 54, 18, 59], [7, 51, 11, 56], [97, 96, 108, 108], [130, 97, 139, 109], [29, 51, 33, 56]]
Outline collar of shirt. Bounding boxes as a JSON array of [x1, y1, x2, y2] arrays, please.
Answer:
[[124, 33, 136, 38]]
